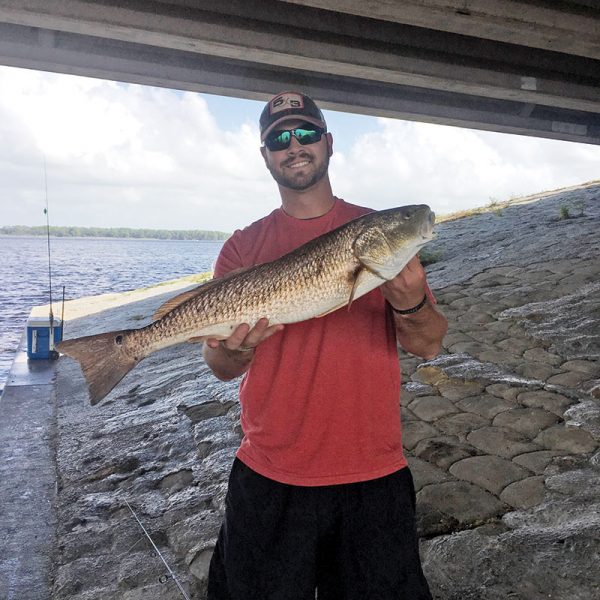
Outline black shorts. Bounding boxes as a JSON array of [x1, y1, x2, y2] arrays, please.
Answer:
[[208, 459, 432, 600]]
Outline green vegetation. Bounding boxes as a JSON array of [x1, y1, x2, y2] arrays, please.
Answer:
[[573, 199, 586, 217], [419, 248, 443, 266], [0, 225, 230, 240], [559, 205, 571, 220]]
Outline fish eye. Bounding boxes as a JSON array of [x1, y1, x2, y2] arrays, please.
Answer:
[[115, 335, 123, 345]]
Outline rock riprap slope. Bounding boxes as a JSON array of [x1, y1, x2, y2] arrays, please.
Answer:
[[52, 183, 599, 599]]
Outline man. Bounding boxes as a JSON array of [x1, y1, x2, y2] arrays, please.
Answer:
[[203, 91, 448, 600]]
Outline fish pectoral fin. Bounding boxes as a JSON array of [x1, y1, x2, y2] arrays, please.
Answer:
[[188, 336, 206, 343], [347, 266, 368, 311], [353, 226, 397, 281]]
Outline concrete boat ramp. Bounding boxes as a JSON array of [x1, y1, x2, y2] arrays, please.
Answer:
[[1, 183, 599, 599]]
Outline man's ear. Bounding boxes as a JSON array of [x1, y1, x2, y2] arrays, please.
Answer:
[[326, 132, 333, 157], [260, 145, 268, 164]]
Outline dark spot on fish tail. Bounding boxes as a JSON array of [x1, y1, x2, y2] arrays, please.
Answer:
[[115, 335, 123, 345]]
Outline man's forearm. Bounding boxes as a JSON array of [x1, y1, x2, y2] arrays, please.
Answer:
[[393, 302, 448, 360], [202, 342, 254, 381]]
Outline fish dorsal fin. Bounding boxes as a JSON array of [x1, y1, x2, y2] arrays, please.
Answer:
[[151, 266, 254, 321], [152, 284, 213, 321], [352, 226, 397, 280]]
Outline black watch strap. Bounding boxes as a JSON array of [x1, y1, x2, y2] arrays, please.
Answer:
[[390, 294, 428, 315]]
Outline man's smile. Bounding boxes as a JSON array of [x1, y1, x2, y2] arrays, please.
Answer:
[[287, 160, 311, 169]]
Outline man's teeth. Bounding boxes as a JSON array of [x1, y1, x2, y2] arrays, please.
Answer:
[[288, 160, 310, 168]]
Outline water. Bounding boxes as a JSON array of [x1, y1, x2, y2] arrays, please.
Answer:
[[0, 236, 224, 393]]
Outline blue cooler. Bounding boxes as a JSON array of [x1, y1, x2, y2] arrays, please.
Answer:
[[27, 315, 63, 359]]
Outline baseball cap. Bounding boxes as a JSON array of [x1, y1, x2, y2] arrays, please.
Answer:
[[259, 91, 327, 141]]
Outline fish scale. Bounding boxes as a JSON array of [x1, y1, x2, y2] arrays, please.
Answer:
[[57, 205, 434, 404]]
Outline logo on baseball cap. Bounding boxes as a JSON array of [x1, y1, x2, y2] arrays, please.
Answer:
[[259, 91, 327, 140]]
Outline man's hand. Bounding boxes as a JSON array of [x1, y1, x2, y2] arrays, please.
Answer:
[[203, 318, 284, 381], [381, 256, 448, 360], [381, 256, 427, 311]]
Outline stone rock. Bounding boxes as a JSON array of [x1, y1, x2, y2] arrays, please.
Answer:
[[409, 395, 459, 421], [414, 436, 480, 470], [449, 455, 531, 495], [514, 361, 556, 381], [492, 407, 560, 437], [188, 543, 215, 584], [462, 328, 505, 346], [512, 450, 566, 474], [165, 511, 222, 558], [496, 337, 536, 355], [434, 413, 489, 439], [411, 366, 448, 386], [485, 383, 524, 402], [500, 476, 546, 508], [446, 341, 484, 355], [417, 481, 506, 527], [117, 551, 166, 591], [522, 347, 562, 365], [400, 406, 418, 422], [518, 390, 574, 416], [457, 394, 514, 419], [437, 379, 486, 400], [159, 469, 194, 494], [544, 466, 600, 499], [560, 359, 599, 376], [534, 425, 598, 454], [402, 381, 436, 398], [178, 400, 236, 424], [466, 426, 540, 459], [476, 349, 522, 367], [547, 371, 588, 387], [442, 332, 474, 348], [401, 421, 440, 451], [457, 310, 495, 325], [123, 583, 187, 600], [406, 456, 455, 492]]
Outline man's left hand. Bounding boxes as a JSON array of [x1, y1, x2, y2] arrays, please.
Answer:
[[381, 256, 426, 311]]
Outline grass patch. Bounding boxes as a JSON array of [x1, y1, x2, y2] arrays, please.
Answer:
[[419, 248, 443, 266]]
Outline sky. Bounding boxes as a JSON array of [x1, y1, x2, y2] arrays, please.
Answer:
[[1, 65, 599, 233]]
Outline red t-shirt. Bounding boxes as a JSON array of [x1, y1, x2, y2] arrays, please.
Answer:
[[214, 198, 408, 486]]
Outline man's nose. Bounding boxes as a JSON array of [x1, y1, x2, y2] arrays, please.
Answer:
[[286, 135, 303, 153]]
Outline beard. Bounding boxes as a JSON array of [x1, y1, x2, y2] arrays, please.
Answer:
[[266, 150, 330, 191]]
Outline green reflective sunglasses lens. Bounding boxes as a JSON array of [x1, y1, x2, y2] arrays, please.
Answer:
[[294, 128, 321, 144], [265, 126, 324, 150], [270, 130, 291, 150]]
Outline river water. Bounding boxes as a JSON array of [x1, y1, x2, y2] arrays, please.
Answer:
[[0, 236, 223, 393]]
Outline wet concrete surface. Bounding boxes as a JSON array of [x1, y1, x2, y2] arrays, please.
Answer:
[[0, 337, 57, 600], [1, 181, 599, 598]]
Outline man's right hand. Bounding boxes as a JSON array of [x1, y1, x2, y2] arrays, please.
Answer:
[[203, 318, 284, 381]]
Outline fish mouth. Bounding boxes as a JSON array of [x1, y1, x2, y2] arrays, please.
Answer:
[[419, 210, 436, 240]]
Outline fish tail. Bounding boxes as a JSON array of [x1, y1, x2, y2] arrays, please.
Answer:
[[57, 330, 138, 405]]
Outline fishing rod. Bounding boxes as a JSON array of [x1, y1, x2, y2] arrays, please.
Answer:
[[43, 156, 58, 358], [124, 500, 191, 600]]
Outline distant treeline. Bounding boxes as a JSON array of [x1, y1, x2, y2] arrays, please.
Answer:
[[0, 225, 230, 241]]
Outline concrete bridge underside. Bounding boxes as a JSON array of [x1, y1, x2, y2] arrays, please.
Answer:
[[0, 0, 599, 144]]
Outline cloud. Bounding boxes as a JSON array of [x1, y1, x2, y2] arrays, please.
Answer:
[[1, 65, 599, 232], [0, 66, 277, 231], [330, 119, 600, 216]]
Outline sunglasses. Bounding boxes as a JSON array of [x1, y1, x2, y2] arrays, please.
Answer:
[[263, 124, 326, 151]]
